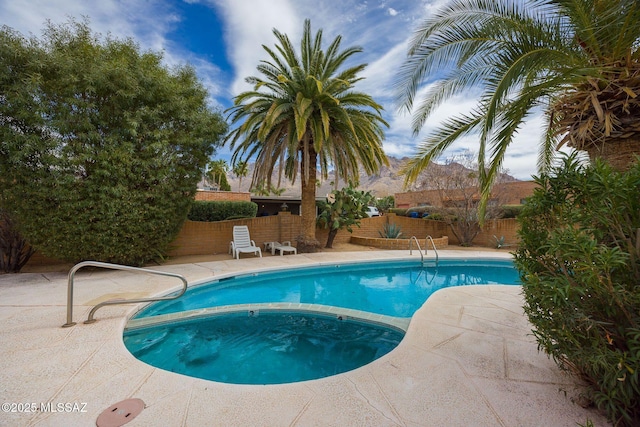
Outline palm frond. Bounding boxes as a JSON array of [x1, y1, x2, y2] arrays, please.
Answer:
[[225, 18, 387, 208], [402, 111, 485, 185], [396, 0, 640, 217]]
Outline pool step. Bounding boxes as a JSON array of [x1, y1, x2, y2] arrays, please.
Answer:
[[125, 303, 411, 332]]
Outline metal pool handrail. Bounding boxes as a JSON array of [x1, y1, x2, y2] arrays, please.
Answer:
[[409, 236, 424, 265], [426, 235, 439, 265], [62, 261, 188, 328], [409, 236, 439, 267]]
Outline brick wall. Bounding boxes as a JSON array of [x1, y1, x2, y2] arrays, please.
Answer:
[[169, 212, 302, 256], [171, 214, 518, 254], [395, 190, 445, 209], [388, 215, 445, 239], [348, 214, 519, 248], [351, 235, 448, 250], [195, 190, 252, 202], [475, 218, 520, 247], [347, 213, 451, 243], [498, 181, 539, 205], [23, 213, 520, 266], [314, 216, 386, 247]]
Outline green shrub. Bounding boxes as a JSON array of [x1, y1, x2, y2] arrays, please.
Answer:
[[374, 195, 395, 213], [426, 213, 445, 221], [500, 204, 524, 218], [0, 21, 227, 266], [316, 186, 371, 248], [188, 201, 258, 222], [389, 208, 407, 216], [378, 223, 403, 239], [514, 154, 640, 426]]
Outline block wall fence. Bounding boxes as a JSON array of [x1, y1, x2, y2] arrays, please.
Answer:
[[25, 213, 520, 266], [143, 213, 521, 257]]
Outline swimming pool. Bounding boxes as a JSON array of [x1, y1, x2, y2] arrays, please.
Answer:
[[124, 310, 404, 384], [132, 258, 518, 319], [124, 258, 519, 384]]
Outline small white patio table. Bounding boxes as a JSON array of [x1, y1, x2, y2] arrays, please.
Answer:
[[264, 241, 297, 256]]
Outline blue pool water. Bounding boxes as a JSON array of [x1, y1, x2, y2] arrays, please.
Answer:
[[134, 259, 519, 319], [124, 259, 519, 384], [124, 311, 404, 384]]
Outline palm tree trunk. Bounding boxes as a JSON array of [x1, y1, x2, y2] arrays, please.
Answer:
[[584, 138, 640, 170], [298, 150, 320, 252]]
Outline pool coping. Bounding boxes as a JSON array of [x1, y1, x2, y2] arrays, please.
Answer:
[[0, 250, 610, 426]]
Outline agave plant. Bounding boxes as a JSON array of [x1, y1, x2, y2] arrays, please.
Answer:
[[492, 235, 509, 249], [379, 223, 403, 239]]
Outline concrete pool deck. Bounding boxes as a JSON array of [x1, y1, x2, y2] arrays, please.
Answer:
[[0, 250, 609, 426]]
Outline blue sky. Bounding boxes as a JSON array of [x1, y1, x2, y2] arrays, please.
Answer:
[[1, 0, 543, 179]]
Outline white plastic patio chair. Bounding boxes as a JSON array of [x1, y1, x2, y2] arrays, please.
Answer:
[[231, 225, 262, 259]]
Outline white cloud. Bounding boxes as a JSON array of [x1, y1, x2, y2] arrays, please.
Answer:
[[0, 0, 177, 50], [0, 0, 546, 179], [0, 0, 228, 108], [382, 81, 545, 180], [421, 0, 451, 16], [211, 0, 300, 95], [188, 58, 226, 108], [501, 114, 546, 179], [382, 140, 413, 158], [358, 40, 408, 100]]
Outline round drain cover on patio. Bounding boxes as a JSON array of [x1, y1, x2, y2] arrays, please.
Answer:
[[96, 398, 145, 427]]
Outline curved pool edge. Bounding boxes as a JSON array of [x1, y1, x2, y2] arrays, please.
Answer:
[[120, 251, 519, 386], [124, 252, 517, 322], [1, 249, 610, 426], [185, 253, 516, 288]]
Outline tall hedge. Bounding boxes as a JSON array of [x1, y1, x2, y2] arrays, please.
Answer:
[[188, 201, 258, 222], [0, 20, 227, 266], [515, 154, 640, 426]]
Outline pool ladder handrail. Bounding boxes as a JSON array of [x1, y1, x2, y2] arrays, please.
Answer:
[[426, 235, 439, 265], [409, 236, 424, 265], [409, 235, 439, 266], [62, 260, 189, 328]]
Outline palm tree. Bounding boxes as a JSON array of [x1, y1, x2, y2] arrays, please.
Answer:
[[397, 0, 640, 217], [207, 159, 230, 191], [227, 19, 388, 250], [232, 160, 249, 191]]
